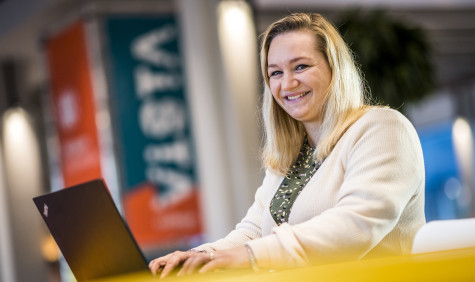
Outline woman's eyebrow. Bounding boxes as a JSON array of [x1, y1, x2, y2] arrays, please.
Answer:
[[267, 57, 310, 69]]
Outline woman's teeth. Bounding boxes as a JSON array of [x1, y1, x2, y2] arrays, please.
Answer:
[[287, 91, 309, 101]]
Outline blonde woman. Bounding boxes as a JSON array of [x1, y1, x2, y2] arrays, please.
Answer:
[[149, 12, 425, 277]]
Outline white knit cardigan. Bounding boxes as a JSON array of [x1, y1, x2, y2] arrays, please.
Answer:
[[195, 108, 426, 269]]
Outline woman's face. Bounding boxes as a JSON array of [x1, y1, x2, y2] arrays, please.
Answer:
[[267, 30, 331, 125]]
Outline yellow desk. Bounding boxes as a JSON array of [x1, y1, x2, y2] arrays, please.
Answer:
[[90, 247, 475, 282]]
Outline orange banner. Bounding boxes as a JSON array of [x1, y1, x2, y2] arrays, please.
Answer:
[[123, 183, 203, 247], [45, 20, 102, 187]]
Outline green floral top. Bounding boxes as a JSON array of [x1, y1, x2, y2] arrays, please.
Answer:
[[270, 138, 322, 225]]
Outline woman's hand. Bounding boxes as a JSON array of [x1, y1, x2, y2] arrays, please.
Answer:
[[178, 246, 251, 276], [149, 246, 252, 278], [148, 250, 200, 278]]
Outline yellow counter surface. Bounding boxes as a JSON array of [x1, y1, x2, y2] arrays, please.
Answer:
[[90, 247, 475, 282]]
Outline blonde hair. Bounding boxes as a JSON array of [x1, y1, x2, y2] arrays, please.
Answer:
[[260, 13, 372, 175]]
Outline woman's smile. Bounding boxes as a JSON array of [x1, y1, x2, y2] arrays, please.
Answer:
[[285, 91, 311, 101]]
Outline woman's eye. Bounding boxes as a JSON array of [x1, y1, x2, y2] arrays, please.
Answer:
[[296, 64, 309, 71], [269, 70, 282, 77]]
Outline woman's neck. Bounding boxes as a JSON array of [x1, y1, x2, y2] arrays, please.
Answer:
[[303, 121, 322, 148]]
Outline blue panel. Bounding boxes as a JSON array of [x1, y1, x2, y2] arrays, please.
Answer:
[[417, 121, 464, 221]]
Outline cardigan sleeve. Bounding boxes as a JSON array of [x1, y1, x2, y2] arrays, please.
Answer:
[[192, 170, 275, 253], [247, 108, 425, 268]]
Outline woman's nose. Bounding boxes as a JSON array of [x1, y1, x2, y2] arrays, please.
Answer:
[[282, 73, 299, 91]]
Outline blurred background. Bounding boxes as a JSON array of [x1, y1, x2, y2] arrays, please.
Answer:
[[0, 0, 474, 281]]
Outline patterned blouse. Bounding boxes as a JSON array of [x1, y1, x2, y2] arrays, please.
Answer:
[[270, 138, 322, 225]]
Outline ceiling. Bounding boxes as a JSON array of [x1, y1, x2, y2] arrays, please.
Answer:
[[254, 0, 475, 10], [0, 0, 474, 102]]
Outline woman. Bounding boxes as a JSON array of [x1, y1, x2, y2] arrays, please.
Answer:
[[149, 12, 425, 278]]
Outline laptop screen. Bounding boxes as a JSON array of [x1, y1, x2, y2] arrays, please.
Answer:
[[33, 179, 149, 281]]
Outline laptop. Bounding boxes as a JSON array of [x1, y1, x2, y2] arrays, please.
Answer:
[[33, 179, 150, 281]]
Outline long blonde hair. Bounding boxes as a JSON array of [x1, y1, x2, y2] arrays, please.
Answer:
[[260, 13, 372, 175]]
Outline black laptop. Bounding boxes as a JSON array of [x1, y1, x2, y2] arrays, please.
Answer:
[[33, 179, 150, 281]]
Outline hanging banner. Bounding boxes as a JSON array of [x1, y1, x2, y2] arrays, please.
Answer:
[[104, 15, 202, 248], [45, 20, 103, 188]]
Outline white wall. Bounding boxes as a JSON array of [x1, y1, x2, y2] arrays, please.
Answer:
[[1, 108, 47, 282], [0, 144, 15, 282], [177, 0, 262, 241]]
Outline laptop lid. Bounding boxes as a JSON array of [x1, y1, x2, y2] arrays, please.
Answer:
[[33, 179, 149, 281]]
